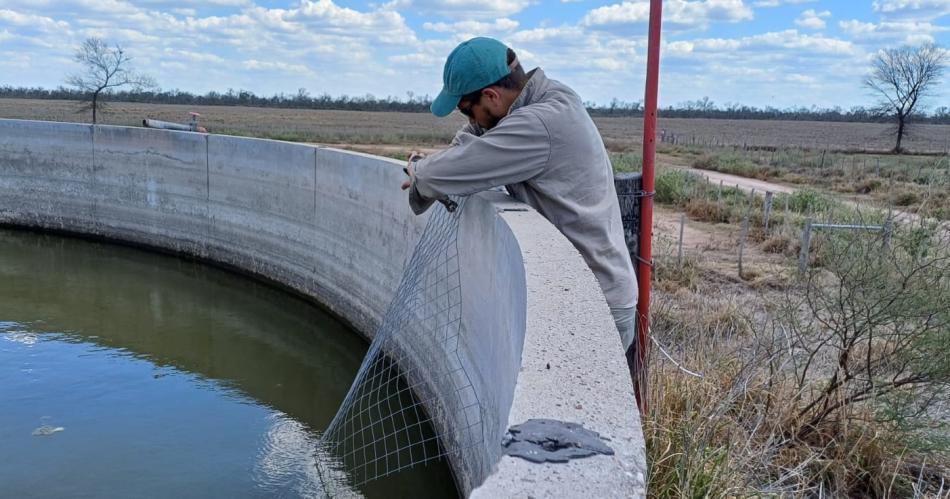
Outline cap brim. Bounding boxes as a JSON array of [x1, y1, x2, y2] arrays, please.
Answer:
[[430, 88, 461, 117]]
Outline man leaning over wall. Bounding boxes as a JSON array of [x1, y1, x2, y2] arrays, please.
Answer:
[[400, 37, 640, 383]]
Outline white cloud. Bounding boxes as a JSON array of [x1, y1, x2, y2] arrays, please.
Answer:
[[583, 0, 754, 29], [839, 18, 949, 45], [872, 0, 950, 19], [787, 73, 818, 84], [795, 9, 830, 29], [392, 0, 533, 19], [167, 49, 227, 64], [423, 18, 519, 34], [752, 0, 816, 7], [667, 29, 856, 56], [839, 19, 877, 36], [242, 59, 312, 74], [388, 53, 430, 65], [0, 9, 70, 31]]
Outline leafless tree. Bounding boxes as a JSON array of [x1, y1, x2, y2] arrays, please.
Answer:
[[65, 38, 156, 124], [864, 44, 947, 153]]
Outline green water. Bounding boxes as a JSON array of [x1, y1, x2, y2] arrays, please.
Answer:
[[0, 228, 458, 498]]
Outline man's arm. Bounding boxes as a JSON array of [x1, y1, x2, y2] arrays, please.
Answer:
[[408, 110, 550, 213], [449, 122, 484, 145]]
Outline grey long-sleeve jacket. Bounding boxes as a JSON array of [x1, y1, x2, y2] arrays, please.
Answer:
[[409, 68, 637, 310]]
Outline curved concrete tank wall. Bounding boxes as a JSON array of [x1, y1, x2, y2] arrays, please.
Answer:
[[0, 118, 646, 497]]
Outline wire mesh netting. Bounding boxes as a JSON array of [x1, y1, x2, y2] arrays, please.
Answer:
[[319, 197, 482, 488]]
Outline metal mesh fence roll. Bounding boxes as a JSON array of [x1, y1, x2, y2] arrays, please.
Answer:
[[319, 197, 482, 488]]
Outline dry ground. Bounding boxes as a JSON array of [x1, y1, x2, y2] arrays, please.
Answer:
[[4, 98, 950, 153], [652, 204, 786, 286]]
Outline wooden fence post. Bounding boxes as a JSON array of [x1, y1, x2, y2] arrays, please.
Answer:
[[739, 215, 750, 278], [763, 191, 774, 232], [717, 179, 723, 211], [883, 209, 893, 251], [799, 218, 814, 273], [677, 213, 685, 269]]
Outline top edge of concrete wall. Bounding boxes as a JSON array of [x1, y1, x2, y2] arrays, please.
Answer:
[[0, 118, 645, 498]]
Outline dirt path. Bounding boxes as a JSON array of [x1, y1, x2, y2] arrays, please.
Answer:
[[652, 205, 787, 285], [657, 153, 946, 232], [657, 153, 796, 195]]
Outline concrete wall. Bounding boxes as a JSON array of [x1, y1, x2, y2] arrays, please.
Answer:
[[0, 118, 645, 497]]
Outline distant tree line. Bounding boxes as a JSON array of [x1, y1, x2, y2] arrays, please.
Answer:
[[584, 96, 950, 124], [2, 84, 949, 124]]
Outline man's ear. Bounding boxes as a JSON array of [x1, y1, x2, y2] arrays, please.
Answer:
[[481, 87, 501, 104]]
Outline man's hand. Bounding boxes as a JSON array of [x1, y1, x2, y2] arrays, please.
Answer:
[[400, 163, 413, 190], [401, 151, 425, 190]]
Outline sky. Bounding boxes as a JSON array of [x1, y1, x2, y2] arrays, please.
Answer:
[[0, 0, 948, 109]]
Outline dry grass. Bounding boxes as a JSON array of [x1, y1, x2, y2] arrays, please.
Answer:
[[643, 217, 950, 499], [3, 98, 950, 153], [655, 119, 950, 154], [646, 282, 950, 498], [678, 145, 950, 221], [0, 98, 466, 146]]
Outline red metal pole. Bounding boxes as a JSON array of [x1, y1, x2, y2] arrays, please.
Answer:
[[635, 0, 662, 414]]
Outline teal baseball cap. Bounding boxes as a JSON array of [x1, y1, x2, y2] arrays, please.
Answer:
[[430, 37, 511, 117]]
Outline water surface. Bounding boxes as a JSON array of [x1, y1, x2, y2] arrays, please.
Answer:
[[0, 229, 457, 498]]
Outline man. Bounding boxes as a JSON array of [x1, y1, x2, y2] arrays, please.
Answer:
[[401, 37, 639, 378]]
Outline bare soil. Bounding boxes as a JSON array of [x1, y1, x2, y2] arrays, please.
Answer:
[[3, 98, 949, 153], [652, 205, 787, 285]]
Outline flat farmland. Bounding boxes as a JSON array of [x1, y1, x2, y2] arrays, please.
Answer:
[[1, 98, 948, 153]]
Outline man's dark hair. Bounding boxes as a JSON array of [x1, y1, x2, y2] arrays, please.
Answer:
[[459, 48, 527, 106]]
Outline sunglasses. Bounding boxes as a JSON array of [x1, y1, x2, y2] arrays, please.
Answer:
[[457, 93, 481, 118]]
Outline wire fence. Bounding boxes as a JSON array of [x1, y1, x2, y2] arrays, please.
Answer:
[[319, 196, 482, 489]]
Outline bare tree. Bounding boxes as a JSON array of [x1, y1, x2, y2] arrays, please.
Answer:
[[65, 38, 156, 124], [864, 44, 947, 153]]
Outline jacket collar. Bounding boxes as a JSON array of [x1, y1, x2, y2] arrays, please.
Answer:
[[508, 68, 546, 114]]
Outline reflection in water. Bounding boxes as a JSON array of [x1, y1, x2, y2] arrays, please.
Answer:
[[0, 229, 457, 498]]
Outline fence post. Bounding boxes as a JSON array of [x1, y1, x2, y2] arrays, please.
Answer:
[[799, 218, 814, 273], [677, 213, 685, 268], [883, 209, 893, 251], [717, 179, 723, 211], [763, 191, 774, 232], [613, 173, 643, 281], [739, 215, 750, 278], [747, 188, 756, 217]]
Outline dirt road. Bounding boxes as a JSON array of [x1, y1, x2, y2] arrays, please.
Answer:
[[658, 153, 946, 232]]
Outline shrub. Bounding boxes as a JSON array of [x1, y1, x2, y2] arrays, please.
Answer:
[[647, 225, 950, 497], [692, 152, 767, 180], [612, 153, 643, 173], [854, 178, 882, 194], [760, 234, 792, 254], [655, 170, 702, 206], [892, 190, 920, 206], [784, 188, 835, 214], [685, 198, 727, 224]]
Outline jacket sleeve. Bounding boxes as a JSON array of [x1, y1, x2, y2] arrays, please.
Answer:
[[450, 122, 484, 145], [408, 109, 550, 214]]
